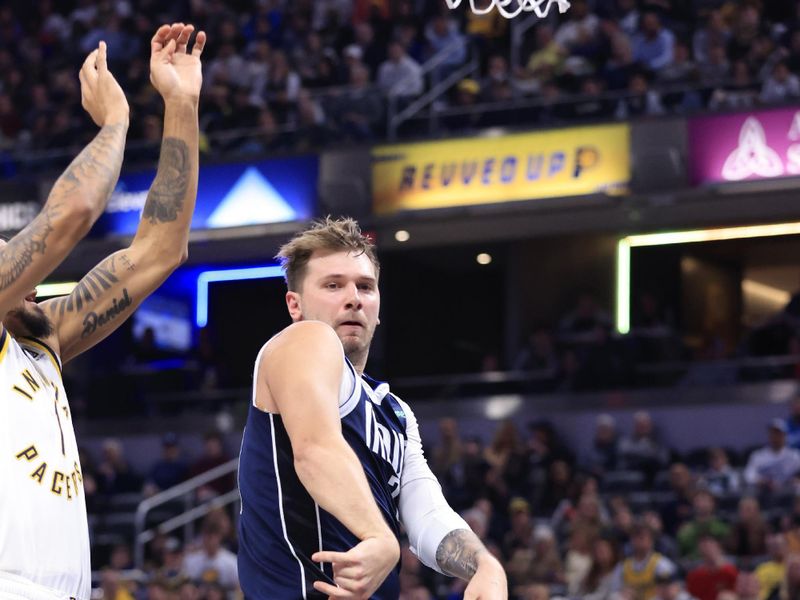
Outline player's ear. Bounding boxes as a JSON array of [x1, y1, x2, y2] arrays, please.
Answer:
[[286, 291, 302, 321]]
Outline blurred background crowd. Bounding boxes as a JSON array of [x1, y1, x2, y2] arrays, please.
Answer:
[[1, 0, 800, 173]]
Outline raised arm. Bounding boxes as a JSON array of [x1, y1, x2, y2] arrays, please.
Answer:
[[0, 43, 128, 320], [42, 24, 206, 363], [262, 321, 400, 599]]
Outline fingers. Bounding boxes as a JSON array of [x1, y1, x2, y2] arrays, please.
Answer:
[[96, 41, 108, 72], [191, 30, 207, 57], [176, 23, 194, 53], [312, 581, 351, 598], [164, 38, 177, 60], [312, 551, 353, 565], [81, 48, 99, 83], [151, 24, 171, 54]]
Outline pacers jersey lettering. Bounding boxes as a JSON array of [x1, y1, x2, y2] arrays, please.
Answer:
[[0, 330, 91, 599], [238, 346, 406, 599]]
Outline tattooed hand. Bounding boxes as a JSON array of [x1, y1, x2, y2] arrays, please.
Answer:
[[150, 23, 206, 103], [79, 41, 129, 127]]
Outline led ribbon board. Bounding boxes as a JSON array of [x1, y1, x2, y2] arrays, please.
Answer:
[[688, 108, 800, 185]]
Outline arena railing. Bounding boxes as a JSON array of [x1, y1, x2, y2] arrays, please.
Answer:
[[133, 457, 240, 569], [386, 38, 480, 139]]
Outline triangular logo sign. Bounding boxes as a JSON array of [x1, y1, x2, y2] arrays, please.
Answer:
[[206, 167, 297, 228]]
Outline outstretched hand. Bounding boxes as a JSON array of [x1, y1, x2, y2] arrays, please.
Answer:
[[79, 41, 129, 127], [150, 23, 206, 103]]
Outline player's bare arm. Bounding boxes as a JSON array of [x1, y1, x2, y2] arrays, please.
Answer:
[[0, 42, 128, 320], [42, 23, 205, 363], [260, 321, 400, 599]]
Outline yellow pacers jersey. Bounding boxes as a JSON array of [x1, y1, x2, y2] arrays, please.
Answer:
[[0, 329, 90, 600]]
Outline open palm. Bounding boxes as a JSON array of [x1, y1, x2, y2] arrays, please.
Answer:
[[150, 23, 206, 102]]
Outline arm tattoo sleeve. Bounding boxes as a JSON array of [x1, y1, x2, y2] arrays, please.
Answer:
[[51, 123, 126, 203], [47, 254, 133, 318], [435, 529, 485, 580], [0, 204, 57, 291], [142, 137, 189, 224]]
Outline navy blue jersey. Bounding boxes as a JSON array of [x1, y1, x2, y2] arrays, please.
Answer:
[[238, 351, 408, 600]]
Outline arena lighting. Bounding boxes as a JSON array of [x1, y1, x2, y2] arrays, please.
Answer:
[[196, 265, 284, 327], [35, 282, 78, 298], [616, 221, 800, 334], [476, 253, 492, 265], [741, 279, 791, 306], [394, 230, 410, 242]]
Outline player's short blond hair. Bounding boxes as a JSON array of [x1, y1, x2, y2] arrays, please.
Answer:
[[276, 217, 380, 291]]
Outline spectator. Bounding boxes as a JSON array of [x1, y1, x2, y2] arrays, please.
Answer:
[[611, 522, 676, 600], [581, 537, 622, 599], [618, 411, 671, 480], [377, 41, 423, 98], [631, 11, 676, 71], [565, 528, 594, 595], [760, 61, 800, 104], [583, 413, 621, 477], [100, 569, 135, 600], [96, 438, 143, 496], [503, 497, 535, 559], [661, 462, 697, 536], [182, 517, 239, 590], [330, 63, 383, 140], [644, 510, 681, 561], [766, 553, 800, 600], [423, 15, 466, 78], [145, 432, 189, 494], [554, 0, 600, 54], [756, 534, 789, 600], [735, 571, 763, 600], [743, 420, 800, 491], [686, 536, 739, 600], [726, 497, 768, 559], [708, 59, 758, 110], [702, 447, 742, 497], [653, 572, 696, 600], [188, 431, 235, 498], [693, 10, 730, 64], [677, 490, 731, 559]]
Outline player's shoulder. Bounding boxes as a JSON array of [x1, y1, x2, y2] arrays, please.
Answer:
[[260, 321, 343, 366]]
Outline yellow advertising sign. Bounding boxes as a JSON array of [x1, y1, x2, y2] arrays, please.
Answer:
[[372, 124, 630, 215]]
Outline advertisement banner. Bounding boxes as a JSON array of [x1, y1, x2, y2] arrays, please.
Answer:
[[372, 124, 630, 215], [95, 155, 317, 237], [688, 107, 800, 185]]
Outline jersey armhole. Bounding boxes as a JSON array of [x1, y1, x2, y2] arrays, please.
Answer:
[[339, 357, 360, 418]]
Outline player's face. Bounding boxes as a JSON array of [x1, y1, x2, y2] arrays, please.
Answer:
[[290, 250, 380, 365], [0, 239, 54, 339]]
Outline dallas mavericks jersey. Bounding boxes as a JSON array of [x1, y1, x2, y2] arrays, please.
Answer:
[[238, 344, 407, 599], [0, 329, 90, 600]]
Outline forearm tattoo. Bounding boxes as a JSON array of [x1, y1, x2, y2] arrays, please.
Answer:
[[435, 529, 485, 580], [48, 253, 133, 317], [0, 205, 57, 291], [52, 123, 127, 203], [142, 137, 189, 223]]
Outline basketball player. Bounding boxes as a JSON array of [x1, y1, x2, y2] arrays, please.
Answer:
[[238, 218, 508, 599], [0, 23, 205, 600]]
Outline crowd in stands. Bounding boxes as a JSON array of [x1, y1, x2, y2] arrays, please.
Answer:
[[85, 401, 800, 599], [1, 0, 800, 174]]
